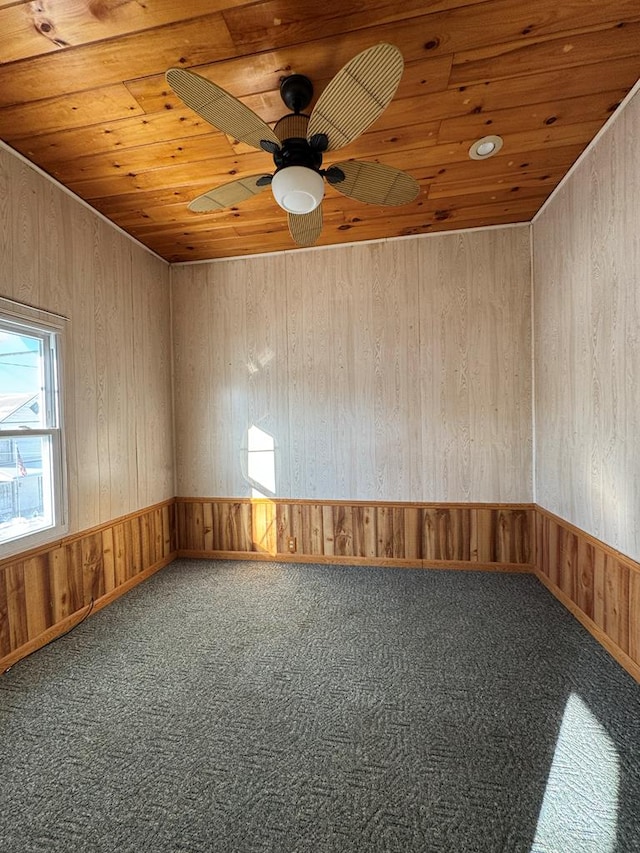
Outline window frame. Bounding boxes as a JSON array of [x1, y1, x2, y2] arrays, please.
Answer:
[[0, 297, 68, 558]]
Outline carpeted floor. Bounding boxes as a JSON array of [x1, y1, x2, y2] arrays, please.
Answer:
[[1, 560, 639, 853]]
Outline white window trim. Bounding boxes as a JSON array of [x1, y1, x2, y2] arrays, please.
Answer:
[[0, 297, 69, 558]]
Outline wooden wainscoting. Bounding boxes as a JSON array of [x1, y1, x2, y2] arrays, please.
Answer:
[[0, 500, 176, 672], [176, 498, 534, 571], [535, 506, 640, 682]]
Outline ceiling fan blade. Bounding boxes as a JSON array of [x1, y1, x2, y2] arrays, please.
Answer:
[[189, 175, 272, 213], [288, 207, 323, 247], [166, 68, 280, 151], [329, 160, 419, 206], [306, 43, 404, 151]]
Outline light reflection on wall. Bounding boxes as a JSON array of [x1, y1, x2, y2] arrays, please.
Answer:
[[246, 424, 276, 498], [244, 424, 277, 555], [532, 692, 619, 852]]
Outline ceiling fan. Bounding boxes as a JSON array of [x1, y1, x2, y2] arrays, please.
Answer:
[[165, 43, 420, 248]]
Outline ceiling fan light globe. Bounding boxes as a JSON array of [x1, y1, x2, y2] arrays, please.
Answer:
[[271, 166, 324, 214]]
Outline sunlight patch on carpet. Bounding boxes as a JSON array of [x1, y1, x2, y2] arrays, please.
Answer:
[[532, 692, 619, 852]]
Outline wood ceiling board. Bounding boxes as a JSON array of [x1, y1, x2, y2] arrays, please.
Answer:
[[220, 0, 483, 50], [436, 88, 626, 143], [152, 199, 537, 261], [124, 34, 452, 117], [0, 0, 256, 65], [411, 55, 640, 123], [124, 54, 453, 121], [367, 140, 584, 181], [318, 197, 541, 235], [221, 0, 631, 53], [129, 170, 558, 237], [324, 121, 602, 177], [7, 108, 216, 164], [65, 150, 271, 199], [45, 133, 237, 185], [96, 129, 572, 208], [0, 14, 237, 107], [0, 13, 447, 108], [426, 167, 570, 200], [156, 208, 531, 262], [0, 84, 145, 139], [451, 21, 640, 86]]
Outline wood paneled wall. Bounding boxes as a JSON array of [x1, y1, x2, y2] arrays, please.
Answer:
[[533, 85, 640, 562], [0, 143, 174, 536], [5, 498, 637, 681], [535, 506, 640, 682], [0, 500, 176, 671], [171, 226, 532, 503], [176, 498, 534, 570]]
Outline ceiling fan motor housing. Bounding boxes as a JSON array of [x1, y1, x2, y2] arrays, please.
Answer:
[[279, 74, 314, 113], [270, 108, 327, 214], [273, 136, 323, 172]]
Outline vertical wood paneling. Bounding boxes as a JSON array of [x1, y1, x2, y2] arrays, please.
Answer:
[[0, 500, 176, 670], [1, 144, 174, 543], [23, 555, 51, 640], [129, 517, 143, 577], [171, 226, 532, 504], [534, 87, 640, 563], [418, 229, 532, 503], [105, 226, 135, 519], [285, 249, 335, 499], [133, 254, 175, 506], [49, 546, 71, 623], [113, 523, 127, 588], [423, 508, 472, 561], [5, 563, 28, 651], [352, 505, 377, 559], [535, 506, 640, 674], [575, 537, 596, 620], [0, 153, 13, 297], [0, 570, 10, 658], [251, 501, 277, 555], [202, 502, 214, 551], [171, 267, 217, 497], [403, 507, 421, 560], [82, 532, 104, 603], [629, 571, 640, 666], [474, 508, 534, 563], [164, 503, 175, 555], [66, 539, 85, 610], [558, 527, 578, 602], [244, 255, 291, 497], [102, 527, 116, 594], [72, 213, 100, 530], [178, 498, 533, 569], [12, 163, 41, 308], [603, 557, 630, 655]]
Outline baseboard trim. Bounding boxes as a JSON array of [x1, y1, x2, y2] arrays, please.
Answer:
[[177, 549, 534, 573], [1, 553, 176, 674], [534, 568, 640, 684]]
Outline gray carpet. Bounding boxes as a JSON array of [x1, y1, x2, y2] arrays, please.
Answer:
[[1, 560, 639, 853]]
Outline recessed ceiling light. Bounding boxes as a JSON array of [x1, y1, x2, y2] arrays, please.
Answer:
[[469, 135, 503, 160]]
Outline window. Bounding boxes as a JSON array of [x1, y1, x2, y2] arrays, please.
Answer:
[[0, 298, 67, 557]]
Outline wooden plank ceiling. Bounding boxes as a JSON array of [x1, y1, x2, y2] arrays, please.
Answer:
[[0, 0, 639, 262]]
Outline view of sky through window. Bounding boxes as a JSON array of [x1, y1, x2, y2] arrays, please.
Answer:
[[0, 329, 42, 396]]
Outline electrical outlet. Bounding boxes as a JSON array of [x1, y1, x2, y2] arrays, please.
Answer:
[[287, 536, 296, 553]]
